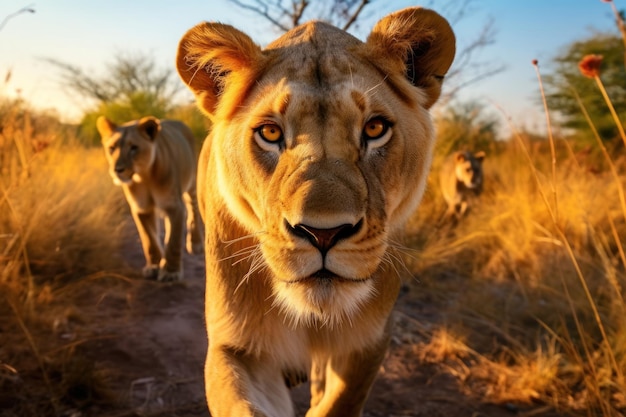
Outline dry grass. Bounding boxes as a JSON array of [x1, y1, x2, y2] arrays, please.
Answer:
[[4, 100, 626, 415], [0, 97, 128, 287], [403, 91, 626, 414], [0, 97, 131, 415], [1, 23, 626, 417]]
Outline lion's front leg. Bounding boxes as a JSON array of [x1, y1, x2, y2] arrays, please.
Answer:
[[306, 334, 390, 417], [159, 202, 185, 282], [183, 188, 204, 254], [205, 345, 294, 417], [132, 209, 163, 280]]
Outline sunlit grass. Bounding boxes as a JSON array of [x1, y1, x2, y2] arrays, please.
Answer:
[[403, 53, 626, 414], [1, 19, 626, 417], [0, 97, 130, 414], [1, 99, 128, 289]]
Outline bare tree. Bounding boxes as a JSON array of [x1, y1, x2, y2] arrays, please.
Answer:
[[42, 52, 183, 106], [430, 0, 505, 102], [227, 0, 372, 32], [226, 0, 503, 102]]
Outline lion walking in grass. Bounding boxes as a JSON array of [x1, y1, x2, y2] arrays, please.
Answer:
[[97, 116, 203, 282], [176, 6, 455, 416], [439, 150, 485, 223]]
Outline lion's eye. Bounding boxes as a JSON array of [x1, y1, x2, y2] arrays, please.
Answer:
[[363, 118, 388, 140], [257, 124, 283, 143], [362, 117, 392, 150]]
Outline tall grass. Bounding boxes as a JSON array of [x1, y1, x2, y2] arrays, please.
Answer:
[[0, 96, 130, 414], [1, 14, 626, 417], [0, 96, 128, 290], [405, 53, 626, 414]]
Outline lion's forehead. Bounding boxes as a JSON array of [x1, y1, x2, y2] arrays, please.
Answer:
[[266, 49, 371, 92], [266, 20, 361, 58], [262, 22, 378, 89], [252, 76, 394, 129], [247, 86, 369, 161], [104, 128, 144, 151]]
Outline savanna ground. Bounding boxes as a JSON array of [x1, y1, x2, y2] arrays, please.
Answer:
[[3, 38, 626, 417], [4, 94, 626, 417]]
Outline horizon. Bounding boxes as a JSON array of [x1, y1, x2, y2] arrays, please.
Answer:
[[0, 0, 621, 138]]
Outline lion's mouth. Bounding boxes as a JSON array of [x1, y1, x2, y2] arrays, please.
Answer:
[[290, 268, 366, 284], [111, 169, 139, 185], [112, 175, 133, 186]]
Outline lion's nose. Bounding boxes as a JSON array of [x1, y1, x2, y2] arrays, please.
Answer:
[[287, 220, 362, 254]]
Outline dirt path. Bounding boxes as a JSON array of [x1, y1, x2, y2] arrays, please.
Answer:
[[63, 220, 562, 417]]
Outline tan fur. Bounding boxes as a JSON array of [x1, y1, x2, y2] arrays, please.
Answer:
[[176, 7, 455, 416], [439, 150, 486, 221], [97, 116, 203, 282]]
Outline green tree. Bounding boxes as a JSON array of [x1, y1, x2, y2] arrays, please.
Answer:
[[544, 33, 626, 144]]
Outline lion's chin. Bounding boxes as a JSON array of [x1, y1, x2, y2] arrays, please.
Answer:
[[272, 272, 375, 329]]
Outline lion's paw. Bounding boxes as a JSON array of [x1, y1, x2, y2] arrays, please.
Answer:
[[157, 269, 183, 282], [142, 265, 160, 280]]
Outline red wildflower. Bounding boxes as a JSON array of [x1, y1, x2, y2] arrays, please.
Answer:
[[578, 54, 603, 78]]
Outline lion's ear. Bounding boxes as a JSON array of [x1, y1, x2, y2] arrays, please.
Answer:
[[176, 22, 263, 118], [474, 151, 486, 162], [366, 7, 455, 109], [138, 116, 161, 141], [96, 116, 117, 141]]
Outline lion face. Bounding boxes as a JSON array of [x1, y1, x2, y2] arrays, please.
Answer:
[[455, 151, 485, 190], [177, 9, 455, 326], [214, 79, 433, 325], [97, 117, 160, 186]]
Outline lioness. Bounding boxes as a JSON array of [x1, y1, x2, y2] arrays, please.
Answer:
[[176, 6, 455, 416], [97, 116, 203, 282], [439, 150, 486, 221]]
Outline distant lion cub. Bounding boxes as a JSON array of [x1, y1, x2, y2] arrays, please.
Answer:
[[440, 150, 485, 220], [97, 116, 203, 281]]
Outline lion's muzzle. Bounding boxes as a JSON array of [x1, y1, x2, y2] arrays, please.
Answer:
[[111, 165, 134, 185], [286, 219, 363, 255]]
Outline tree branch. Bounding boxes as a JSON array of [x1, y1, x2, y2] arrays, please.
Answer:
[[341, 0, 369, 31], [0, 4, 35, 33], [291, 0, 309, 28], [228, 0, 291, 32]]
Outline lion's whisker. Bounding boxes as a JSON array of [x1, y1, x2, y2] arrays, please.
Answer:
[[218, 246, 258, 263], [234, 249, 268, 294], [220, 231, 267, 247], [364, 75, 388, 97]]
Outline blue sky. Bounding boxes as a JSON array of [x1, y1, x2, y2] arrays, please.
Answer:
[[0, 0, 620, 135]]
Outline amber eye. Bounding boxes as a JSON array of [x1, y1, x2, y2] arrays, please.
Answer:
[[257, 124, 283, 143], [363, 118, 389, 140]]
